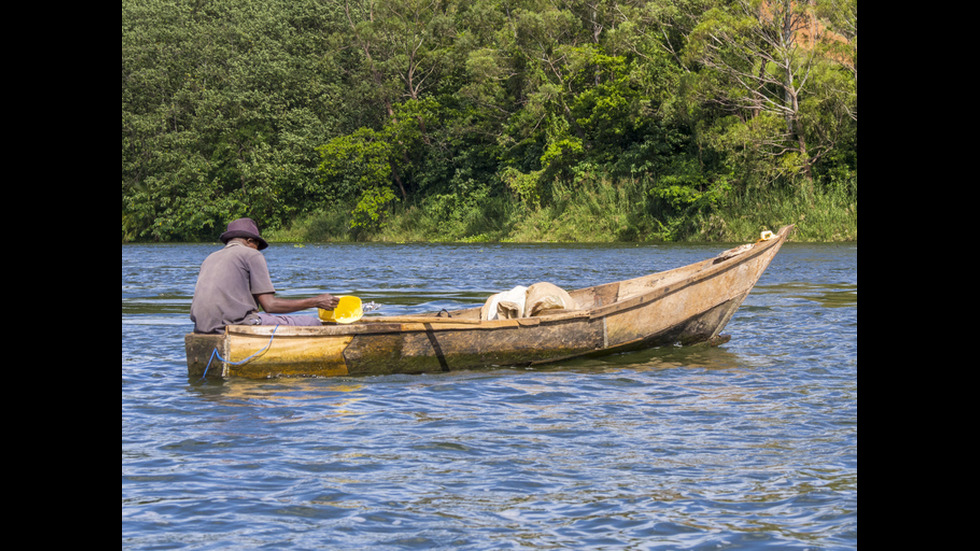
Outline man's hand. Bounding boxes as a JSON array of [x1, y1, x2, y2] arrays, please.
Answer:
[[311, 293, 341, 311], [256, 292, 340, 314]]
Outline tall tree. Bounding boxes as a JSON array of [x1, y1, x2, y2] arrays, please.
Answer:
[[122, 0, 347, 240], [683, 0, 856, 188], [331, 0, 459, 201]]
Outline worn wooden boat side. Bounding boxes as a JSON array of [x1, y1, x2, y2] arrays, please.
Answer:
[[186, 225, 793, 379]]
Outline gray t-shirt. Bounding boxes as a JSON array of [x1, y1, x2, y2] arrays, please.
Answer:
[[190, 242, 276, 333]]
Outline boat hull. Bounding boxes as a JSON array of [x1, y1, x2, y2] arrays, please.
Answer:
[[186, 225, 792, 379]]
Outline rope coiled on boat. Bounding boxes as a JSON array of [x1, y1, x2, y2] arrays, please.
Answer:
[[199, 324, 280, 380]]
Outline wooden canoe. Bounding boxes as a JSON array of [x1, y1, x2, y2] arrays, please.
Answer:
[[186, 225, 793, 379]]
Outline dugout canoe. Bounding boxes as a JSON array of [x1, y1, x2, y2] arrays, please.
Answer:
[[186, 225, 794, 379]]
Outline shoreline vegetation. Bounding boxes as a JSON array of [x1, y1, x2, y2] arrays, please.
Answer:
[[267, 179, 856, 244], [123, 0, 856, 246]]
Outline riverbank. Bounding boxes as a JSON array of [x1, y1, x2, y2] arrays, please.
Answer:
[[268, 182, 856, 244]]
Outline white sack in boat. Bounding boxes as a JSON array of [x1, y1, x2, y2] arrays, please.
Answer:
[[481, 286, 528, 320], [525, 282, 576, 317]]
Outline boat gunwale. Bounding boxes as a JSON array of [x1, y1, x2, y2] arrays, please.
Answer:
[[586, 223, 792, 319], [218, 225, 793, 339]]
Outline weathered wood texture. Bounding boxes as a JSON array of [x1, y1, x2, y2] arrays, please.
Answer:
[[186, 225, 793, 379]]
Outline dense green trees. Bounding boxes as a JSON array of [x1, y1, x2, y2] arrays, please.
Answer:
[[122, 0, 856, 242]]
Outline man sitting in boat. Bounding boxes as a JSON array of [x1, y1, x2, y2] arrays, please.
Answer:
[[189, 217, 341, 334]]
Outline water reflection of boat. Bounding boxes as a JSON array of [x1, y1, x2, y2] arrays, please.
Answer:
[[186, 225, 794, 379]]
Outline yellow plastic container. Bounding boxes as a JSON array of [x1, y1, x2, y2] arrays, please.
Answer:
[[318, 296, 363, 324]]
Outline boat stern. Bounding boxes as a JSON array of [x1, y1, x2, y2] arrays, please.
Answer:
[[185, 332, 227, 378]]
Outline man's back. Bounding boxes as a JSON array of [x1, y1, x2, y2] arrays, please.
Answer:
[[190, 243, 276, 333]]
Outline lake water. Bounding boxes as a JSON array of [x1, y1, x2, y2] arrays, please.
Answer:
[[122, 239, 857, 550]]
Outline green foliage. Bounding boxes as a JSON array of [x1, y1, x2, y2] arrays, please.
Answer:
[[501, 166, 545, 210], [683, 0, 857, 195], [122, 0, 346, 241], [375, 182, 512, 242], [315, 128, 394, 202], [315, 127, 401, 235], [351, 185, 399, 234], [122, 0, 857, 243]]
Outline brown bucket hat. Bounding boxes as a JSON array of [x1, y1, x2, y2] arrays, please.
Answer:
[[219, 217, 269, 250]]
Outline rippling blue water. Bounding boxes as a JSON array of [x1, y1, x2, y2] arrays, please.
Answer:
[[122, 240, 857, 550]]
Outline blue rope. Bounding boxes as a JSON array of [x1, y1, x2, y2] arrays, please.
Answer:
[[200, 325, 280, 380]]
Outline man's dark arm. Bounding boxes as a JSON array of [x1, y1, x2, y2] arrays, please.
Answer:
[[255, 292, 340, 314]]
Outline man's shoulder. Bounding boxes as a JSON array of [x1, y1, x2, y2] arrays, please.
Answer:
[[213, 243, 264, 258], [203, 244, 267, 267]]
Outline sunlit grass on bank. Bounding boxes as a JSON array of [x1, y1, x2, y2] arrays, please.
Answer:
[[694, 184, 857, 242], [269, 178, 856, 244]]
